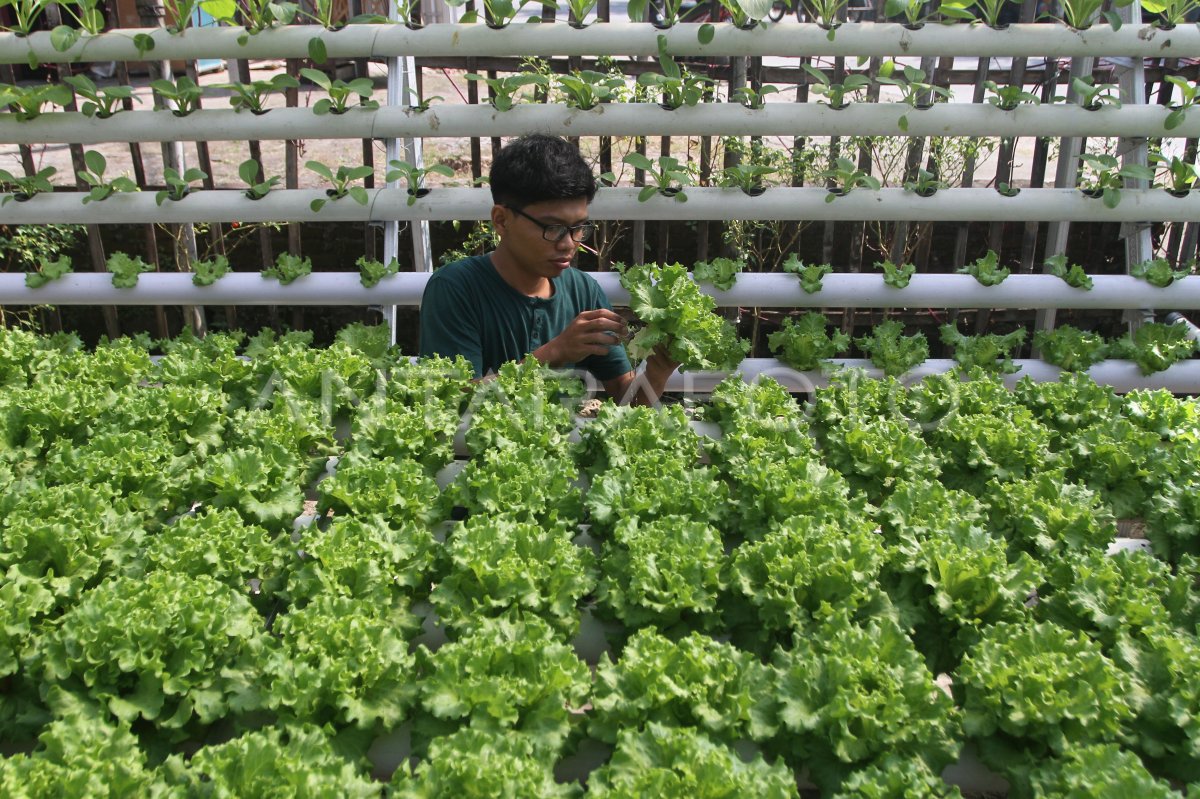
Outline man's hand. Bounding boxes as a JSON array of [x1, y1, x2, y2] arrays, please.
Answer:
[[532, 309, 629, 367], [644, 342, 681, 378]]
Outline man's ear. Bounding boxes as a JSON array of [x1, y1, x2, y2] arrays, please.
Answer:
[[490, 204, 509, 236]]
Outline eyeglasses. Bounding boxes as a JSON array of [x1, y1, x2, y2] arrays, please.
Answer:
[[506, 205, 597, 243]]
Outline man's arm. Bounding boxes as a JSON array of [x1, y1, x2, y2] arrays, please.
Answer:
[[602, 349, 680, 406]]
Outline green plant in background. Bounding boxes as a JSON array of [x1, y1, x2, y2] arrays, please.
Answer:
[[356, 256, 400, 288], [902, 167, 945, 197], [555, 70, 626, 111], [876, 63, 952, 131], [447, 0, 552, 27], [216, 74, 300, 114], [1150, 149, 1200, 195], [768, 312, 850, 371], [150, 76, 205, 117], [299, 68, 378, 115], [107, 252, 153, 289], [710, 0, 774, 29], [983, 80, 1041, 111], [718, 162, 778, 195], [263, 252, 313, 285], [637, 65, 712, 110], [60, 74, 138, 119], [464, 72, 547, 112], [622, 152, 695, 202], [1110, 322, 1198, 375], [958, 250, 1011, 286], [25, 255, 72, 288], [565, 0, 599, 25], [385, 159, 455, 205], [1130, 257, 1193, 288], [306, 161, 374, 212], [1163, 76, 1198, 131], [879, 259, 917, 289], [939, 0, 1014, 27], [0, 0, 51, 36], [731, 84, 781, 110], [49, 0, 107, 53], [1051, 0, 1129, 29], [805, 0, 850, 35], [155, 167, 207, 206], [1033, 325, 1108, 372], [0, 166, 56, 204], [0, 223, 82, 274], [159, 0, 203, 33], [1066, 76, 1122, 110], [238, 158, 280, 200], [884, 0, 937, 26], [1044, 254, 1094, 290], [939, 324, 1028, 374], [1077, 152, 1155, 209], [783, 255, 832, 294], [203, 0, 299, 39], [693, 257, 744, 291], [402, 86, 442, 113], [855, 320, 930, 376], [628, 0, 685, 25], [0, 82, 73, 121], [819, 156, 881, 202], [1141, 0, 1200, 27], [802, 65, 871, 109], [191, 255, 230, 287], [77, 151, 138, 204]]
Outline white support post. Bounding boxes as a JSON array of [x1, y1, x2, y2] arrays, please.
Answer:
[[383, 8, 433, 346], [1034, 54, 1094, 339], [1113, 1, 1155, 335]]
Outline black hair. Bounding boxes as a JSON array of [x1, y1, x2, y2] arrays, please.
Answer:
[[489, 134, 597, 208]]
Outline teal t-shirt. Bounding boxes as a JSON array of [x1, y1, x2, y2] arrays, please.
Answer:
[[418, 254, 632, 381]]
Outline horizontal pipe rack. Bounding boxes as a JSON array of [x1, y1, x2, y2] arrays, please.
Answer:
[[4, 272, 1197, 309], [0, 23, 1195, 63], [663, 358, 1200, 394], [2, 188, 1198, 224], [5, 103, 1196, 145]]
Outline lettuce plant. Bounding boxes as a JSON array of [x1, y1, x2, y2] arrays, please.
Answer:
[[161, 724, 379, 797], [588, 723, 798, 799], [954, 620, 1140, 781], [414, 615, 590, 757], [617, 261, 749, 371], [728, 515, 888, 647], [596, 514, 725, 631], [391, 728, 575, 798], [265, 595, 418, 729], [429, 516, 596, 637], [32, 572, 271, 737], [772, 612, 961, 792], [590, 628, 777, 746], [287, 514, 438, 607]]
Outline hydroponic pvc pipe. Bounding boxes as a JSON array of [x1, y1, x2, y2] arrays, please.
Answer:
[[6, 103, 1196, 145], [0, 23, 1195, 63], [2, 188, 1197, 225], [662, 358, 1200, 394], [4, 272, 1198, 310]]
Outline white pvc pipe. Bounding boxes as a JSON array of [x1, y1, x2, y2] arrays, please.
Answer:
[[6, 102, 1196, 144], [0, 23, 1195, 63], [3, 187, 1197, 224], [4, 272, 1198, 310], [665, 358, 1200, 394]]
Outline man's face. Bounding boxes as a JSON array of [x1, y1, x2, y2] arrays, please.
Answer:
[[495, 197, 590, 281]]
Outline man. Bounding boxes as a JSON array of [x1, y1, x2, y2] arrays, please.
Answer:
[[419, 134, 679, 405]]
